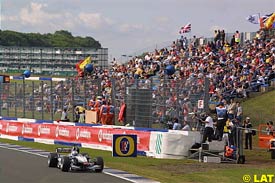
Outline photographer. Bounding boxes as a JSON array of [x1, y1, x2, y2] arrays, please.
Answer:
[[243, 117, 253, 150], [200, 112, 214, 143]]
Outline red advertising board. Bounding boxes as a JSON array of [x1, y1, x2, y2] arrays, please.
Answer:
[[0, 120, 151, 151], [0, 121, 23, 136]]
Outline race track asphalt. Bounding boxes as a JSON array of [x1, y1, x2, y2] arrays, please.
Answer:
[[0, 147, 131, 183]]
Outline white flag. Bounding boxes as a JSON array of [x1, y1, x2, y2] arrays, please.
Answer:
[[246, 14, 260, 24]]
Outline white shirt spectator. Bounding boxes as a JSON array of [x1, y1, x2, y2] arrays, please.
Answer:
[[182, 123, 191, 131], [205, 116, 214, 128], [173, 122, 182, 130]]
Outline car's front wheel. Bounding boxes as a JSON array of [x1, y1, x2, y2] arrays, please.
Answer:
[[61, 156, 71, 172], [48, 153, 58, 167], [94, 157, 104, 173]]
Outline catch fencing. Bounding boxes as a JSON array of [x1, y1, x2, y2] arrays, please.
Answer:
[[0, 76, 209, 129]]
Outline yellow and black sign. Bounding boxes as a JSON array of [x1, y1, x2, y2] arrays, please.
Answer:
[[112, 134, 137, 157]]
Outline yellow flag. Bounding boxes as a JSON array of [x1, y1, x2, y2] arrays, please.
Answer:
[[79, 56, 91, 70], [265, 13, 275, 29]]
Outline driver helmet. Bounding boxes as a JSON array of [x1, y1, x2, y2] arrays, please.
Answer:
[[71, 150, 78, 156], [72, 145, 80, 153]]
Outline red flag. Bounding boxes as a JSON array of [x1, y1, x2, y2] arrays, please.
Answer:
[[76, 59, 84, 72]]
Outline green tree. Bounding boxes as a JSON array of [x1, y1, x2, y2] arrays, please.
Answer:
[[0, 30, 101, 48]]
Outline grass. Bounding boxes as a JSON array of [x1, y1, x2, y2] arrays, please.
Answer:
[[0, 138, 274, 183], [0, 88, 275, 183], [242, 89, 275, 126]]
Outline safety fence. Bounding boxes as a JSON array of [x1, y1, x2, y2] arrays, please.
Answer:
[[0, 76, 209, 129], [0, 119, 201, 159]]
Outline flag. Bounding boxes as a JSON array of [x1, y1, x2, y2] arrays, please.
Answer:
[[179, 23, 191, 34], [265, 13, 275, 29], [260, 13, 273, 28], [246, 14, 260, 24], [76, 59, 84, 72], [79, 56, 91, 70], [262, 13, 273, 23]]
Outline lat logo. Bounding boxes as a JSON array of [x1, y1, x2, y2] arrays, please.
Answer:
[[254, 174, 274, 183]]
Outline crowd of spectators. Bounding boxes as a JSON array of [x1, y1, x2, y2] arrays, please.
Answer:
[[18, 28, 275, 128], [100, 28, 274, 127]]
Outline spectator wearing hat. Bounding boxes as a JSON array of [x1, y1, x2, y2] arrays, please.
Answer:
[[243, 117, 253, 150]]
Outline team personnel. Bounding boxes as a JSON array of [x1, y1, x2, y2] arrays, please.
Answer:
[[88, 96, 96, 110], [106, 100, 115, 125], [94, 96, 103, 123], [99, 100, 115, 125], [99, 100, 108, 125]]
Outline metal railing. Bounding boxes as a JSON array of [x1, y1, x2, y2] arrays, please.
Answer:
[[0, 76, 209, 129]]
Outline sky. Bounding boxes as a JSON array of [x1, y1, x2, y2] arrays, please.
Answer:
[[1, 0, 275, 62]]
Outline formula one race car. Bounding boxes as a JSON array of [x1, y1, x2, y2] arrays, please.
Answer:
[[47, 146, 104, 172]]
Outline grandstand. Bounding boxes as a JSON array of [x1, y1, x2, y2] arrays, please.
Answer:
[[0, 46, 108, 76], [0, 28, 274, 128]]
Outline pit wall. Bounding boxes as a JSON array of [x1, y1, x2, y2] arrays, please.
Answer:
[[0, 117, 201, 159]]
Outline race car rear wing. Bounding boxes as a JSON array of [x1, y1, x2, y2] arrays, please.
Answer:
[[56, 147, 72, 153]]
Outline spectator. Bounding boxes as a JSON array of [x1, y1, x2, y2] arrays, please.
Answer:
[[236, 101, 243, 122], [235, 30, 241, 44], [182, 121, 191, 131], [74, 105, 85, 122], [223, 119, 231, 145], [266, 121, 275, 136], [230, 35, 236, 47], [220, 30, 225, 45], [215, 102, 228, 141], [60, 108, 69, 122], [227, 99, 236, 120], [172, 118, 181, 130]]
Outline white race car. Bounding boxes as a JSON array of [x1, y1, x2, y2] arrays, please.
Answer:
[[47, 146, 104, 172]]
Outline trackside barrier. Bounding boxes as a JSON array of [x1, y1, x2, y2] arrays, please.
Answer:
[[10, 76, 66, 82], [148, 130, 201, 159], [0, 119, 201, 159]]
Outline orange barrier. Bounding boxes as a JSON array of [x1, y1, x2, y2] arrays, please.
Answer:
[[258, 124, 275, 149]]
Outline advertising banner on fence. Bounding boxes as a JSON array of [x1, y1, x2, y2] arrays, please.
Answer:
[[0, 120, 151, 152], [112, 134, 137, 157]]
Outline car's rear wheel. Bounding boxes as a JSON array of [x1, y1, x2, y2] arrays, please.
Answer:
[[61, 156, 71, 172], [48, 153, 58, 167], [94, 157, 104, 173]]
